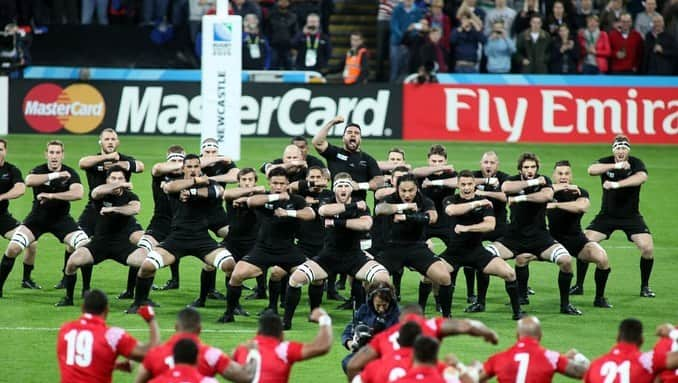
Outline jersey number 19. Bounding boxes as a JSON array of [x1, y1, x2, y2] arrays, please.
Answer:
[[64, 330, 94, 367]]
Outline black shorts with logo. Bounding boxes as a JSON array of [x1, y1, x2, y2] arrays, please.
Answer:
[[496, 232, 557, 258], [587, 214, 651, 242], [24, 213, 80, 242], [553, 233, 590, 258], [242, 245, 307, 273], [87, 238, 137, 265], [158, 234, 221, 260], [223, 238, 256, 262], [314, 248, 370, 276], [0, 213, 20, 236], [442, 246, 496, 272], [376, 243, 441, 276]]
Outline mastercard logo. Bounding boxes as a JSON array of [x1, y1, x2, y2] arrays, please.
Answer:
[[23, 83, 105, 134]]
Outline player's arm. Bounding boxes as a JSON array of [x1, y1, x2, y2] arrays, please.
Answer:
[[300, 308, 333, 360], [605, 171, 648, 189], [445, 199, 492, 216], [0, 182, 25, 201], [508, 186, 554, 205], [247, 192, 287, 207], [219, 359, 254, 383], [115, 159, 144, 173], [39, 183, 84, 202], [318, 200, 368, 217], [327, 215, 372, 231], [588, 160, 629, 175], [422, 177, 457, 189], [127, 307, 161, 362], [548, 196, 590, 213], [201, 155, 232, 168], [25, 170, 72, 187], [78, 152, 117, 169], [346, 345, 379, 380], [378, 161, 411, 172], [163, 175, 209, 193], [413, 165, 455, 178], [456, 216, 495, 234], [502, 176, 547, 193], [439, 318, 499, 345], [475, 189, 507, 202], [91, 182, 132, 199], [274, 206, 316, 221], [187, 184, 224, 200], [209, 167, 240, 185], [105, 200, 141, 216], [312, 116, 344, 153], [375, 201, 417, 216], [374, 187, 395, 200], [151, 161, 182, 177], [133, 365, 152, 383], [223, 186, 266, 201]]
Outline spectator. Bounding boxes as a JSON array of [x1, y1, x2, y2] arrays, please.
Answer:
[[267, 0, 298, 70], [635, 0, 661, 38], [516, 14, 551, 73], [484, 0, 517, 37], [390, 0, 425, 81], [512, 0, 544, 36], [329, 31, 369, 84], [403, 17, 432, 73], [292, 12, 331, 72], [550, 24, 579, 72], [608, 13, 644, 73], [82, 0, 109, 24], [642, 14, 677, 74], [290, 0, 319, 30], [600, 0, 625, 31], [450, 11, 486, 72], [420, 26, 451, 73], [456, 0, 487, 24], [231, 0, 262, 21], [242, 13, 271, 69], [141, 0, 168, 25], [376, 0, 397, 81], [428, 0, 452, 47], [546, 0, 575, 37], [485, 20, 516, 72], [577, 14, 610, 73], [575, 0, 598, 31]]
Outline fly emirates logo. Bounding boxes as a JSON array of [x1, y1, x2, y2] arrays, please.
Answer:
[[444, 87, 678, 142]]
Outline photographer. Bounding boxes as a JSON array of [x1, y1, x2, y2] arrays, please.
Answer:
[[340, 281, 400, 373], [485, 20, 516, 73], [450, 11, 486, 73]]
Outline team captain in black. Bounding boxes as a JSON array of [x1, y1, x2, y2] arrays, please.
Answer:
[[56, 166, 141, 307], [219, 167, 315, 324]]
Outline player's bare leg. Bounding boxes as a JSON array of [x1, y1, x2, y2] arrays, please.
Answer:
[[577, 242, 612, 307]]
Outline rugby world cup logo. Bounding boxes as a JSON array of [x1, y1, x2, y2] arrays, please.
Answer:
[[23, 83, 106, 134]]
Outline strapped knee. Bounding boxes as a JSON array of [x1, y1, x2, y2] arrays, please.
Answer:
[[292, 263, 314, 287], [68, 230, 89, 249], [212, 249, 234, 270], [550, 245, 570, 264], [146, 251, 164, 270], [485, 244, 500, 258], [9, 231, 30, 250], [365, 263, 388, 283], [137, 236, 155, 252]]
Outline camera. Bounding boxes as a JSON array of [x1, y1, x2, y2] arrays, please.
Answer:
[[351, 323, 373, 352]]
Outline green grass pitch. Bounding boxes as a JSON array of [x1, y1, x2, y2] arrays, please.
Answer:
[[0, 134, 676, 382]]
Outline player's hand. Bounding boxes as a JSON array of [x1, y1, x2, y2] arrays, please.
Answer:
[[443, 165, 455, 173], [194, 175, 210, 185], [615, 160, 631, 170], [254, 186, 267, 194], [602, 181, 619, 190], [114, 360, 132, 373], [106, 152, 120, 161], [100, 206, 115, 215], [656, 323, 675, 337], [478, 199, 492, 208], [37, 193, 53, 203], [486, 177, 499, 187], [274, 208, 288, 217], [356, 201, 367, 210], [220, 156, 232, 164], [422, 179, 433, 188], [58, 171, 71, 180], [290, 160, 307, 168], [566, 184, 580, 194], [393, 214, 407, 223], [114, 161, 131, 171], [309, 307, 329, 322], [278, 191, 290, 201], [306, 196, 319, 205], [454, 225, 467, 234], [535, 176, 546, 186], [232, 196, 248, 207], [482, 329, 499, 345], [137, 305, 155, 322], [330, 116, 345, 125], [180, 189, 191, 202], [400, 203, 417, 211], [546, 202, 557, 209]]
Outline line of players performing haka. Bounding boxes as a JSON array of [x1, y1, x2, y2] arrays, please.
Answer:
[[0, 124, 657, 327]]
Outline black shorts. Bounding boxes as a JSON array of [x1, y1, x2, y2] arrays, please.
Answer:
[[242, 245, 307, 273], [0, 212, 20, 236], [24, 214, 80, 242], [86, 238, 137, 265], [376, 243, 441, 276], [158, 234, 221, 260], [313, 248, 370, 276], [587, 214, 651, 241], [443, 246, 496, 271], [482, 223, 507, 242], [553, 233, 590, 258], [223, 238, 255, 262], [77, 203, 98, 236], [208, 208, 229, 234], [425, 225, 451, 248], [298, 242, 322, 259], [145, 215, 171, 242], [496, 232, 557, 258], [126, 218, 143, 236]]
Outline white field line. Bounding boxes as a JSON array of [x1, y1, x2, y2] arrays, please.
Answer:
[[0, 327, 262, 333]]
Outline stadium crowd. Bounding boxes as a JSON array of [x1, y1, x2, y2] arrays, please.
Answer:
[[0, 117, 670, 381]]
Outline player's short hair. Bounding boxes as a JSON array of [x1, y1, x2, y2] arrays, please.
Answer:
[[308, 165, 324, 176], [428, 144, 447, 159], [106, 165, 126, 178], [173, 338, 199, 365], [554, 160, 571, 168], [291, 136, 307, 144], [167, 145, 185, 155], [413, 336, 439, 364], [0, 138, 7, 148], [82, 289, 108, 315], [258, 309, 284, 338], [46, 140, 64, 151], [333, 172, 353, 182], [238, 167, 258, 181], [183, 153, 201, 164], [400, 303, 424, 316], [99, 128, 116, 138], [517, 152, 540, 170], [388, 147, 405, 160], [618, 318, 643, 345], [344, 123, 361, 133], [176, 307, 201, 333], [398, 321, 422, 347], [268, 166, 288, 180], [392, 166, 410, 175], [396, 173, 417, 189], [457, 169, 475, 179]]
